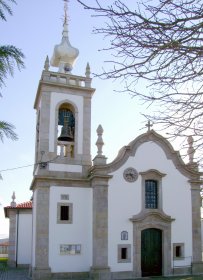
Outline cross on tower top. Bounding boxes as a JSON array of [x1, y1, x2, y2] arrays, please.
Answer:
[[63, 0, 69, 25], [146, 120, 153, 132]]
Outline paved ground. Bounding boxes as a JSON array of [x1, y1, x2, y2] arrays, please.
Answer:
[[0, 268, 30, 280], [1, 268, 203, 280]]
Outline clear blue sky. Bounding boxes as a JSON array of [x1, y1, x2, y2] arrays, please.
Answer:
[[0, 0, 151, 237]]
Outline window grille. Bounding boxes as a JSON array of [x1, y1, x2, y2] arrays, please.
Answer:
[[145, 180, 158, 209]]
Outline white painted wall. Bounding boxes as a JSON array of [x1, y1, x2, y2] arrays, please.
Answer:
[[108, 141, 192, 271], [49, 163, 82, 173], [49, 91, 84, 153], [49, 186, 92, 272], [17, 212, 32, 265]]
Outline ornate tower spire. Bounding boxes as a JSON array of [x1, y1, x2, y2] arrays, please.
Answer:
[[50, 0, 79, 73]]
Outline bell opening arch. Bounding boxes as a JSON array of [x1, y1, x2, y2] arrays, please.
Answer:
[[55, 101, 79, 158]]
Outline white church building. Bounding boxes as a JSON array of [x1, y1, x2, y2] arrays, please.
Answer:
[[4, 3, 203, 279]]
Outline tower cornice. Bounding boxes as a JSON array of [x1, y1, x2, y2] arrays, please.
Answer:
[[30, 175, 91, 190], [34, 70, 95, 109]]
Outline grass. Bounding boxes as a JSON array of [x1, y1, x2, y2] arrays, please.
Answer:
[[0, 257, 7, 271], [0, 258, 8, 261]]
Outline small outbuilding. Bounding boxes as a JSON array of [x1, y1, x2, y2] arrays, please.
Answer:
[[4, 194, 32, 267]]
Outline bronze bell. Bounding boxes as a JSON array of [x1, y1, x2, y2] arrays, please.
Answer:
[[58, 117, 74, 142]]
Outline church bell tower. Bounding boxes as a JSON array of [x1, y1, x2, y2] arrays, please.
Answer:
[[33, 2, 95, 178], [31, 2, 95, 278]]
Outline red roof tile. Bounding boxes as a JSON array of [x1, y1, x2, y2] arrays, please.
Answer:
[[16, 201, 32, 208], [5, 201, 32, 209], [0, 242, 9, 246], [4, 201, 32, 218]]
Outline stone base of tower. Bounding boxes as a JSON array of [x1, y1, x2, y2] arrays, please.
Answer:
[[31, 267, 51, 280], [192, 262, 203, 274], [90, 267, 111, 280]]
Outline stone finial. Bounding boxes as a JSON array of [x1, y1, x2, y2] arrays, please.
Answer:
[[187, 135, 195, 163], [10, 191, 16, 207], [93, 125, 107, 165], [96, 125, 104, 156], [85, 62, 91, 78], [44, 55, 50, 71]]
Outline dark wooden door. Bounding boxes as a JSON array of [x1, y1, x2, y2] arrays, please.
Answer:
[[141, 228, 162, 276]]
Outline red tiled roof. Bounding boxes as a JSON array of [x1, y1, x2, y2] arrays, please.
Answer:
[[5, 201, 32, 209], [4, 201, 32, 218], [16, 201, 32, 209], [0, 242, 9, 246]]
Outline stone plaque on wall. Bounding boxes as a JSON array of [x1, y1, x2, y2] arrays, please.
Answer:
[[61, 194, 69, 200], [60, 244, 81, 255]]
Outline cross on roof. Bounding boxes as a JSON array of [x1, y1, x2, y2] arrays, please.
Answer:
[[146, 120, 153, 132]]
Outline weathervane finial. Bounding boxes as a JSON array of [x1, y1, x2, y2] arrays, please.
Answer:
[[64, 0, 69, 25]]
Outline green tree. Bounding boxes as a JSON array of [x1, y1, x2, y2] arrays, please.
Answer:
[[78, 0, 203, 163], [0, 0, 24, 142], [0, 121, 17, 141]]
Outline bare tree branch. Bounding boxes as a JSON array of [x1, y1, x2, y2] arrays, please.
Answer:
[[77, 0, 203, 165]]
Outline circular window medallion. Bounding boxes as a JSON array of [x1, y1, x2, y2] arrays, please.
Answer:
[[123, 168, 138, 182]]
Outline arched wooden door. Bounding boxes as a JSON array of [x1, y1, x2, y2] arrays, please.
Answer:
[[141, 228, 162, 276]]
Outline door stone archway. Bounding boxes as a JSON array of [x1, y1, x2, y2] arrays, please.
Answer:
[[130, 210, 174, 277]]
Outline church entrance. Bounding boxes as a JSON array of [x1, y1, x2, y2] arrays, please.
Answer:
[[141, 228, 162, 276]]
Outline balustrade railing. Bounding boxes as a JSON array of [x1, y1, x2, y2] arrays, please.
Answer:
[[42, 71, 91, 88], [57, 141, 74, 158]]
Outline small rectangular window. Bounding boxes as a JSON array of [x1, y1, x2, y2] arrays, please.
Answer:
[[57, 202, 73, 224], [176, 246, 181, 257], [173, 243, 184, 259], [118, 244, 131, 263], [60, 205, 69, 220], [121, 248, 127, 259]]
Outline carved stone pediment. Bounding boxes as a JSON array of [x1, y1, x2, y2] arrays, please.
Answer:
[[130, 209, 175, 225]]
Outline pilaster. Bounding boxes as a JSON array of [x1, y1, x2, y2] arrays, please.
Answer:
[[7, 209, 17, 267], [90, 174, 112, 280], [32, 186, 51, 279], [83, 95, 92, 163], [190, 180, 203, 263]]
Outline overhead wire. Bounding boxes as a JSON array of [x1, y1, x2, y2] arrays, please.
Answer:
[[0, 156, 59, 179]]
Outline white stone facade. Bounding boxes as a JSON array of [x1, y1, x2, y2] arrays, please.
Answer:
[[4, 8, 203, 279], [49, 187, 92, 272], [108, 141, 193, 274]]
